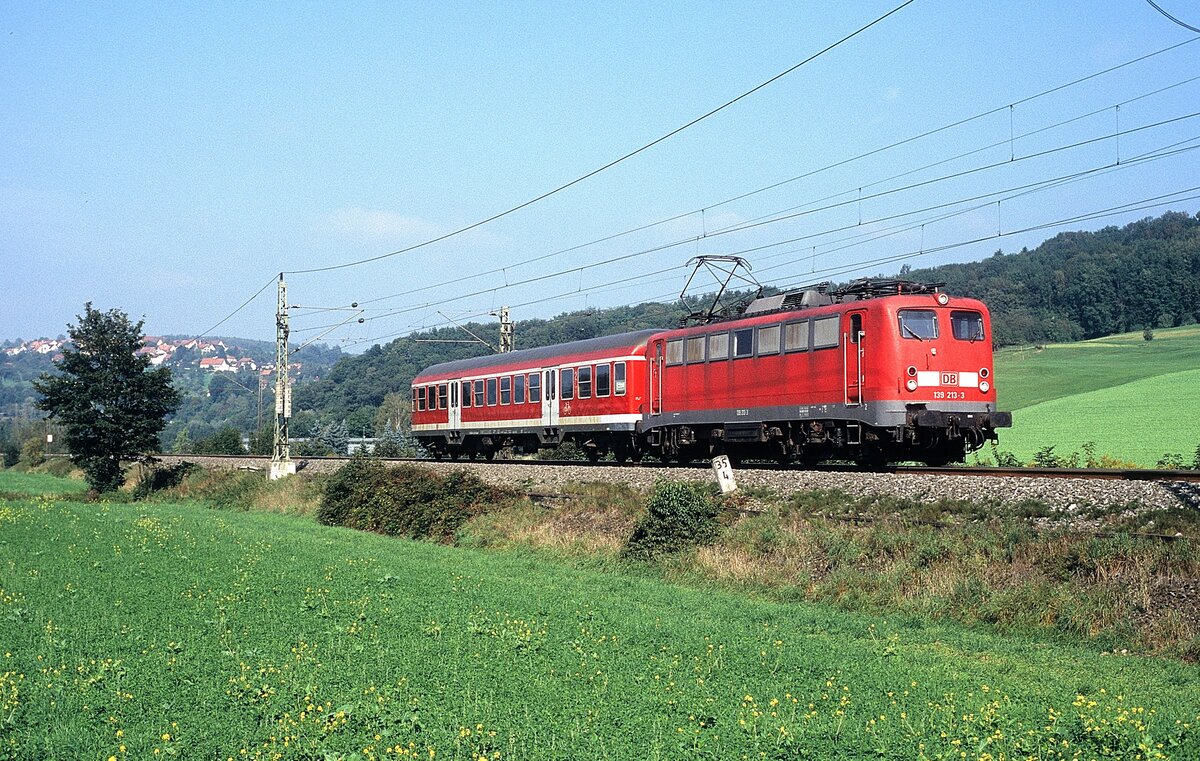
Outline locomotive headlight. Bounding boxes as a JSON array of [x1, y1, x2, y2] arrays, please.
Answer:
[[906, 378, 918, 392], [979, 367, 990, 379], [906, 365, 917, 377], [979, 380, 991, 393], [936, 293, 949, 305]]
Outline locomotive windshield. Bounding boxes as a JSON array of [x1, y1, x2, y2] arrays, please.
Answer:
[[951, 310, 985, 341], [898, 309, 938, 340]]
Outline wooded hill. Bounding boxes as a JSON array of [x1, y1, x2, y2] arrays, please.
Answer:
[[298, 210, 1200, 425]]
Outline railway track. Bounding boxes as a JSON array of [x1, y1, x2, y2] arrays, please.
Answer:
[[156, 453, 1200, 483]]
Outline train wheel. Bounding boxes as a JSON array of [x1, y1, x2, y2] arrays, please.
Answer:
[[484, 449, 495, 461], [449, 449, 461, 461], [585, 448, 601, 464]]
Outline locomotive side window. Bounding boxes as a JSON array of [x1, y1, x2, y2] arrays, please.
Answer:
[[438, 384, 448, 409], [528, 373, 541, 403], [415, 386, 425, 412], [733, 328, 754, 358], [758, 324, 781, 355], [578, 366, 592, 399], [898, 309, 939, 340], [784, 321, 809, 352], [461, 381, 472, 408], [686, 336, 705, 363], [596, 363, 610, 397], [813, 316, 839, 349], [665, 339, 684, 365], [561, 367, 575, 400], [499, 376, 511, 405], [708, 332, 729, 360], [951, 310, 985, 341], [514, 373, 526, 404], [473, 380, 484, 407], [614, 362, 626, 395], [486, 378, 497, 406]]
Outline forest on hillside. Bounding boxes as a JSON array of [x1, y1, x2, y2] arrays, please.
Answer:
[[297, 211, 1200, 425]]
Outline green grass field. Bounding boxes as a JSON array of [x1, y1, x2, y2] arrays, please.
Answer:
[[2, 473, 1197, 759], [993, 326, 1200, 466]]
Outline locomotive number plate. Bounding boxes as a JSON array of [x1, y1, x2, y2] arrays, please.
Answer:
[[940, 372, 958, 386]]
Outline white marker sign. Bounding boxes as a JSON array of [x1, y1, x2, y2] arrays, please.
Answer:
[[711, 455, 738, 494]]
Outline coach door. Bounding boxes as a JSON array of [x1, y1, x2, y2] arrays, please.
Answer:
[[843, 311, 866, 406], [649, 340, 664, 415], [448, 381, 461, 430], [542, 368, 558, 429]]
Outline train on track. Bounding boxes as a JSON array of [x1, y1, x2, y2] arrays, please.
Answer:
[[411, 280, 1012, 467]]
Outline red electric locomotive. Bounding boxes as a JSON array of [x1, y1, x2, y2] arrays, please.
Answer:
[[411, 281, 1011, 466]]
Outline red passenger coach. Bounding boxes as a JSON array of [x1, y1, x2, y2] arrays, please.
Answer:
[[411, 280, 1012, 466], [411, 330, 659, 461]]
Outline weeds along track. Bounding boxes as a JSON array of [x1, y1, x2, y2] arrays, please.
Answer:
[[158, 454, 1200, 522]]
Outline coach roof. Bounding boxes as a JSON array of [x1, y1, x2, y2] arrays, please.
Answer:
[[413, 328, 662, 381]]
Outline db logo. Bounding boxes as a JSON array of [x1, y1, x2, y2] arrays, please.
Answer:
[[940, 372, 958, 386], [562, 402, 572, 415]]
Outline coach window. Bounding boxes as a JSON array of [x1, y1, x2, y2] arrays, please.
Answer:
[[426, 386, 437, 411], [665, 339, 684, 366], [578, 366, 592, 399], [951, 310, 985, 341], [813, 316, 840, 349], [486, 378, 497, 406], [784, 320, 809, 352], [758, 324, 781, 355], [499, 376, 511, 405], [415, 387, 425, 412], [461, 381, 472, 408], [473, 379, 485, 408], [686, 336, 705, 363], [438, 383, 448, 409], [733, 328, 754, 358], [708, 332, 729, 360], [614, 362, 627, 395], [898, 309, 939, 340], [514, 373, 526, 404], [561, 367, 575, 400], [528, 372, 541, 403], [595, 363, 610, 397]]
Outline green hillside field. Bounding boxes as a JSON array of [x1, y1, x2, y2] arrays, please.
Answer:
[[2, 473, 1198, 759], [993, 326, 1200, 467]]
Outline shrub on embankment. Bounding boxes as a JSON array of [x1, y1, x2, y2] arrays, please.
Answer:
[[317, 452, 519, 541]]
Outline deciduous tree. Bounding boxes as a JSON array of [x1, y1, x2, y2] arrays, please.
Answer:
[[34, 304, 181, 492]]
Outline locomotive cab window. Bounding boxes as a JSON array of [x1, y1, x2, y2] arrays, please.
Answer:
[[514, 373, 526, 404], [733, 328, 754, 358], [708, 332, 729, 360], [561, 368, 574, 400], [951, 310, 985, 341], [486, 378, 497, 406], [528, 373, 541, 403], [499, 376, 511, 405], [898, 309, 939, 341], [473, 380, 484, 408], [595, 363, 610, 397], [757, 324, 781, 355], [812, 316, 839, 350], [614, 362, 626, 395], [850, 314, 863, 345], [665, 339, 684, 366], [784, 321, 809, 352]]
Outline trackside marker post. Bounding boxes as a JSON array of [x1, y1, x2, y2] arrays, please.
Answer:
[[711, 455, 738, 494]]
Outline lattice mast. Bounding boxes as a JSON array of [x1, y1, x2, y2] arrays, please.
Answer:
[[271, 273, 294, 476]]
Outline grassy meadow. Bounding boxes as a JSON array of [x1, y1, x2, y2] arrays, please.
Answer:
[[3, 472, 1200, 759], [992, 326, 1200, 467]]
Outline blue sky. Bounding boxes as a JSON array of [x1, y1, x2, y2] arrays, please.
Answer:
[[2, 1, 1198, 348]]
